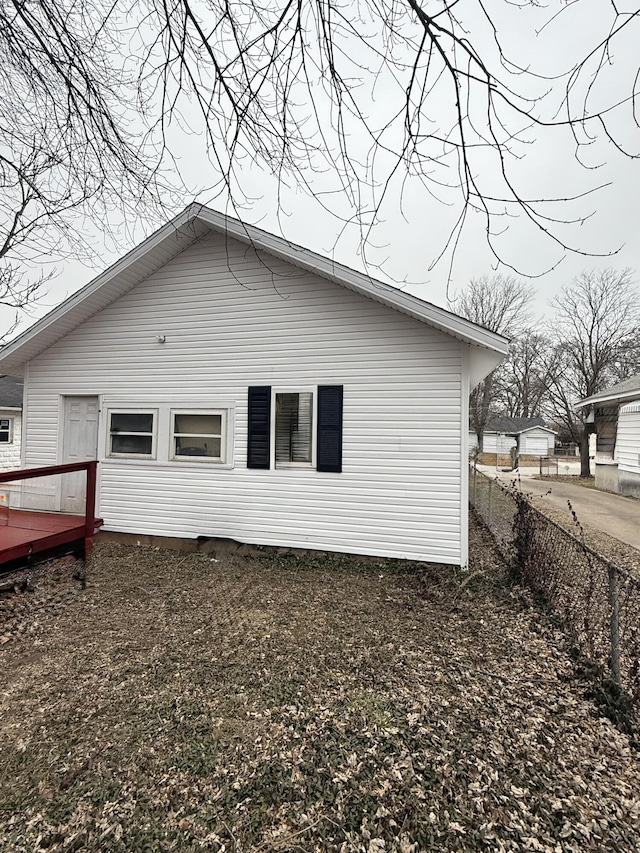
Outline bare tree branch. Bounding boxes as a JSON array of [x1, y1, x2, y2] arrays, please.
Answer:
[[496, 332, 552, 420], [132, 0, 640, 277], [547, 268, 640, 476], [452, 273, 532, 449], [0, 0, 170, 335], [2, 0, 639, 334]]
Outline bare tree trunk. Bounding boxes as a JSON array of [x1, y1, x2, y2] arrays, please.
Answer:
[[470, 373, 496, 454]]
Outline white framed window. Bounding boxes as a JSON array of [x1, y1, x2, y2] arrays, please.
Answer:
[[108, 410, 157, 458], [0, 418, 12, 443], [274, 390, 314, 468], [171, 410, 226, 462]]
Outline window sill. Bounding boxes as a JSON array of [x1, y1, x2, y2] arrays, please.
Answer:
[[172, 455, 224, 463], [274, 462, 314, 470], [108, 453, 156, 461], [101, 458, 235, 470]]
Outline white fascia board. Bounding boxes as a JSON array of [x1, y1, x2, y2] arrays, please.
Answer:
[[518, 425, 556, 435], [577, 389, 640, 409], [0, 205, 205, 373]]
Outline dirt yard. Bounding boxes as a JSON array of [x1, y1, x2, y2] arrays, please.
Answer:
[[1, 522, 639, 853]]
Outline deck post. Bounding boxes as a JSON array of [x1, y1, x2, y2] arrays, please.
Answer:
[[84, 460, 97, 557]]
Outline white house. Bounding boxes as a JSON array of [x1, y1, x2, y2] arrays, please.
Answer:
[[0, 204, 507, 566], [469, 417, 555, 458], [577, 375, 640, 498], [0, 375, 23, 471]]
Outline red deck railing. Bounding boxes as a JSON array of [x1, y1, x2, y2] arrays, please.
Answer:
[[0, 461, 101, 566]]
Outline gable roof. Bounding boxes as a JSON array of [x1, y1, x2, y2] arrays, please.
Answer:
[[484, 416, 552, 435], [0, 374, 23, 409], [0, 203, 508, 377], [577, 374, 640, 409]]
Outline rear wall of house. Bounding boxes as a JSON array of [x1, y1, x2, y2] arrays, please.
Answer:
[[23, 231, 466, 564]]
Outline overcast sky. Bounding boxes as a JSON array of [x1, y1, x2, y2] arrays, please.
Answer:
[[23, 148, 639, 334], [3, 0, 640, 337]]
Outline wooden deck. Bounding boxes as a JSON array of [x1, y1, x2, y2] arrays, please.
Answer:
[[1, 509, 103, 564], [0, 461, 101, 571]]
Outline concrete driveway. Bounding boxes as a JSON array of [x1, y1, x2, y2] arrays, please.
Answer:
[[493, 473, 640, 551]]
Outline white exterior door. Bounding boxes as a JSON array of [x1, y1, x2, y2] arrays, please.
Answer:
[[61, 396, 99, 513]]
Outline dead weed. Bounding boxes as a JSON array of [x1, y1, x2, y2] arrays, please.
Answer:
[[0, 522, 638, 852]]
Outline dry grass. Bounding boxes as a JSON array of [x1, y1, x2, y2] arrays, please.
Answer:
[[1, 522, 639, 852], [536, 476, 597, 490]]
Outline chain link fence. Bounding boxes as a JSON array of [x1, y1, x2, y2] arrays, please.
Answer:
[[469, 466, 518, 563], [539, 456, 558, 477], [470, 465, 640, 722]]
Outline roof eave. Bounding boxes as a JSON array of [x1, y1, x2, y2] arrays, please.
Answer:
[[0, 204, 206, 373], [519, 425, 556, 435], [576, 390, 640, 409], [195, 207, 509, 354], [0, 202, 508, 372]]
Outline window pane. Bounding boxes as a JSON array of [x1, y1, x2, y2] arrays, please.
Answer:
[[275, 392, 312, 464], [111, 412, 154, 433], [175, 437, 221, 458], [174, 414, 222, 436], [111, 434, 153, 455], [173, 413, 224, 460]]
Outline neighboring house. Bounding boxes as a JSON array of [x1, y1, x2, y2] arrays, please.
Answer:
[[0, 203, 507, 566], [577, 375, 640, 497], [469, 416, 555, 459], [0, 374, 23, 471]]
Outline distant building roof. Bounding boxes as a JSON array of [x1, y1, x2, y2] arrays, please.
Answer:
[[485, 416, 549, 435], [577, 374, 640, 408], [0, 375, 24, 409]]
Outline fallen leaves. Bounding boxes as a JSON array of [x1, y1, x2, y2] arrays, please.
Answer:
[[0, 524, 639, 851]]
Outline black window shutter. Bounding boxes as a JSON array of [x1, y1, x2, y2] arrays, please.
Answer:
[[317, 385, 343, 473], [247, 386, 271, 469]]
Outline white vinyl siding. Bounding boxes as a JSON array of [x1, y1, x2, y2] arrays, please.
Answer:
[[472, 428, 554, 456], [617, 402, 640, 474], [482, 434, 517, 454], [22, 230, 465, 564], [0, 410, 20, 471]]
